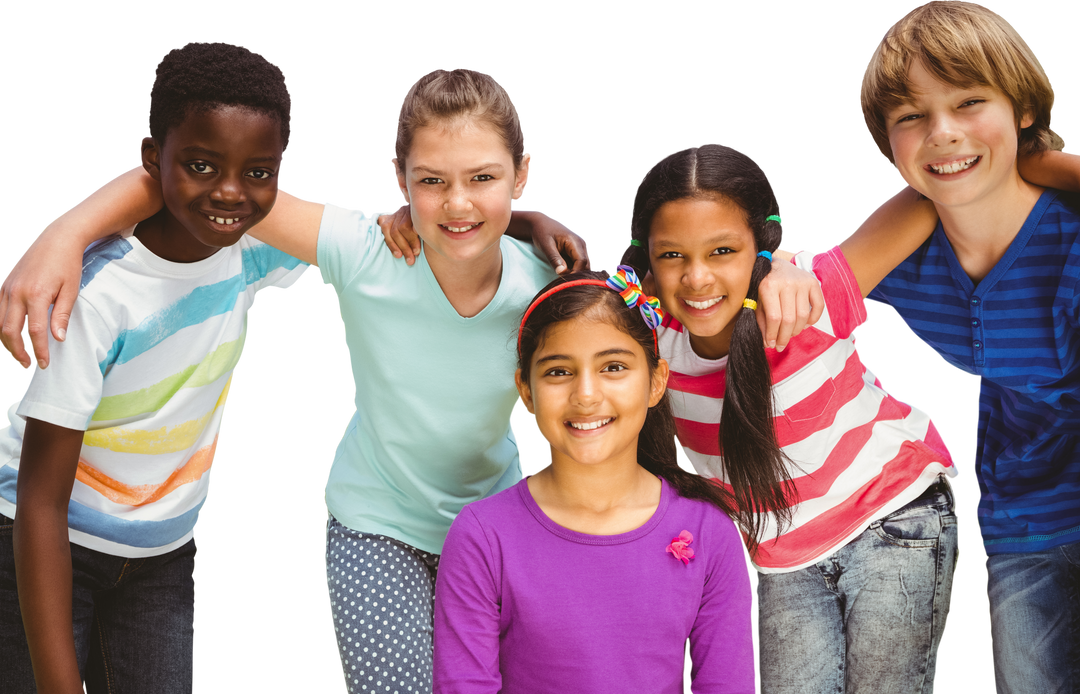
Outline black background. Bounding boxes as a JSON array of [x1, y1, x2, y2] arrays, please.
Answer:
[[8, 5, 1067, 690]]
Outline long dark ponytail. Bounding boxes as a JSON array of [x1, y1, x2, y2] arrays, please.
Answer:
[[621, 145, 794, 550], [518, 272, 736, 517]]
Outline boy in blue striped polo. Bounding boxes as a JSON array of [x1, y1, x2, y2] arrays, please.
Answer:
[[854, 3, 1080, 692], [0, 44, 304, 692]]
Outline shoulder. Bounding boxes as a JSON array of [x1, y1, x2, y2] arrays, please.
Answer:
[[80, 235, 137, 292], [458, 481, 530, 526], [500, 236, 558, 290]]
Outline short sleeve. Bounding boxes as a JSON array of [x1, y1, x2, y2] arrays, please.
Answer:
[[240, 236, 307, 293], [16, 298, 115, 431], [433, 507, 503, 694], [797, 247, 868, 340], [688, 513, 755, 694], [316, 205, 383, 290]]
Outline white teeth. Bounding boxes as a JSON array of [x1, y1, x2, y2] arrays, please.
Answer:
[[570, 418, 612, 431], [930, 156, 979, 175], [444, 223, 479, 233], [684, 297, 722, 310], [208, 216, 239, 225]]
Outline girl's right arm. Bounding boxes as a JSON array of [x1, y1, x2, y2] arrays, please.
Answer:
[[432, 511, 501, 694], [13, 418, 86, 694], [0, 169, 324, 369]]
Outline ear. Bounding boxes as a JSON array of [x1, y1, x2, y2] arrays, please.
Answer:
[[515, 368, 535, 413], [1020, 110, 1035, 130], [142, 137, 162, 181], [648, 358, 669, 408], [511, 154, 530, 200], [393, 158, 410, 204], [641, 270, 657, 297]]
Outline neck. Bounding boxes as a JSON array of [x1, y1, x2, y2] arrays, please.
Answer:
[[935, 173, 1043, 283], [134, 210, 219, 263], [424, 242, 503, 318], [533, 451, 656, 515]]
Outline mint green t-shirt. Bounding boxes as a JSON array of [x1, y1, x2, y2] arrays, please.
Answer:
[[318, 205, 556, 554]]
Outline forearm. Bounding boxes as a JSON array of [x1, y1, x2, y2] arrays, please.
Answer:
[[1018, 150, 1080, 192], [13, 508, 81, 693], [246, 191, 323, 265], [43, 167, 163, 248], [839, 187, 938, 297], [504, 210, 539, 242]]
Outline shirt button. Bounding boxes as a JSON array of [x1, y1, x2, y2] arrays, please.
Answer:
[[971, 318, 981, 328], [970, 296, 981, 306], [973, 340, 983, 349]]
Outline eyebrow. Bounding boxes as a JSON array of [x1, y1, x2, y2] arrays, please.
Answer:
[[180, 146, 278, 164], [412, 162, 506, 176], [534, 347, 637, 364], [651, 232, 742, 251]]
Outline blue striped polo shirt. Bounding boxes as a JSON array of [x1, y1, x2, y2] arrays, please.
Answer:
[[870, 189, 1080, 554]]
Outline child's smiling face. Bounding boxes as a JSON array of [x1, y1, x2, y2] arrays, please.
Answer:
[[886, 60, 1032, 212], [140, 105, 282, 263], [648, 197, 757, 360], [395, 119, 528, 271], [517, 312, 667, 470]]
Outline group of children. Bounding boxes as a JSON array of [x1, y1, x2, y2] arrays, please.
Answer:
[[0, 2, 1077, 693]]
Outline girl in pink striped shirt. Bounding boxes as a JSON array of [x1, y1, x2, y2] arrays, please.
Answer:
[[622, 144, 957, 694]]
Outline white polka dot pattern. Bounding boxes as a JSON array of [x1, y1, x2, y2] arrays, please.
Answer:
[[326, 517, 440, 693]]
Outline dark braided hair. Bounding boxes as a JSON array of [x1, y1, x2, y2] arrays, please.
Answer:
[[620, 145, 793, 550], [518, 271, 735, 517], [149, 43, 290, 148]]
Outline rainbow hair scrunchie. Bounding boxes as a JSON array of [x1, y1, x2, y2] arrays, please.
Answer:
[[606, 265, 665, 330]]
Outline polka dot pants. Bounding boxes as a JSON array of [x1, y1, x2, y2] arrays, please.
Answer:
[[326, 516, 440, 693]]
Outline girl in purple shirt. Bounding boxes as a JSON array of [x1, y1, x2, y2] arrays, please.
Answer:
[[433, 270, 754, 694]]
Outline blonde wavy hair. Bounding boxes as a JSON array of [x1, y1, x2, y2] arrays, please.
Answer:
[[861, 1, 1062, 163]]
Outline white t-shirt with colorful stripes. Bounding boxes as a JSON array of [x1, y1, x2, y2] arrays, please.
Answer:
[[0, 234, 305, 557], [662, 247, 956, 573]]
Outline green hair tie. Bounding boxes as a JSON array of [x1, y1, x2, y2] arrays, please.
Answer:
[[766, 215, 782, 224], [630, 239, 644, 247]]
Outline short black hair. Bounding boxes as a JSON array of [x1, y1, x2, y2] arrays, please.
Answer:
[[149, 43, 290, 148]]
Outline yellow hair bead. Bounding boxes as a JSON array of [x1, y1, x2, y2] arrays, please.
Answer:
[[742, 298, 758, 311]]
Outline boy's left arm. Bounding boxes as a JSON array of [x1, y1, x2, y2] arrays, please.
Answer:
[[379, 206, 589, 274]]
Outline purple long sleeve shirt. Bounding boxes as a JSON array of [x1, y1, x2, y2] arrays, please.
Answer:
[[434, 477, 754, 693]]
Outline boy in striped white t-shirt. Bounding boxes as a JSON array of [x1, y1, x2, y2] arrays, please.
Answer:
[[0, 43, 304, 693]]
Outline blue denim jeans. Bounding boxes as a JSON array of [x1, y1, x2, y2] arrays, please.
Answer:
[[0, 513, 195, 694], [987, 538, 1080, 693], [757, 478, 957, 694]]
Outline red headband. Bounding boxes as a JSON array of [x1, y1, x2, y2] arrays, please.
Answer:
[[517, 278, 660, 356]]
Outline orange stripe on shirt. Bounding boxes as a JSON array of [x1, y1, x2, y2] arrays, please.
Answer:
[[75, 436, 218, 507]]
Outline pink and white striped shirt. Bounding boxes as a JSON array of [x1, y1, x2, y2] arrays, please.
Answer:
[[662, 247, 956, 573]]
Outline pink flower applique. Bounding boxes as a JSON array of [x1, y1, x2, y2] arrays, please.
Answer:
[[666, 530, 695, 565]]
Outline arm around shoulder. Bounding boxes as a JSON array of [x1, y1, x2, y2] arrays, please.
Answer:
[[1018, 150, 1080, 193], [1, 167, 163, 369], [839, 187, 938, 297], [246, 192, 324, 266]]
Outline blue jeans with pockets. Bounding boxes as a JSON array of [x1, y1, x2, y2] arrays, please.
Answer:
[[757, 478, 958, 694], [0, 513, 195, 694], [987, 537, 1080, 693]]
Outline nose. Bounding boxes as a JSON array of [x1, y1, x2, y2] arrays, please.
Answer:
[[210, 172, 246, 206], [682, 258, 712, 291], [926, 111, 961, 148], [571, 370, 602, 408], [443, 183, 473, 213]]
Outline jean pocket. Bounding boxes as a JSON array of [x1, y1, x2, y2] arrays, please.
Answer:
[[871, 496, 948, 549]]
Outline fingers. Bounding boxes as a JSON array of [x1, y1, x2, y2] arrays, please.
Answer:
[[378, 214, 406, 259], [540, 236, 567, 276], [0, 289, 32, 369], [562, 235, 590, 274], [52, 282, 78, 345], [391, 206, 419, 266]]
